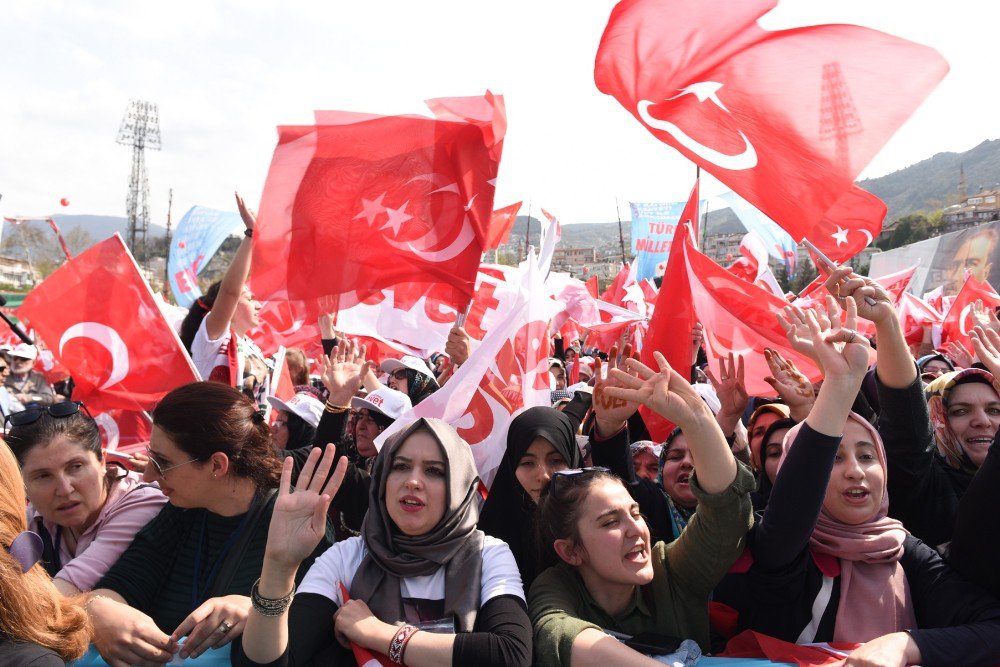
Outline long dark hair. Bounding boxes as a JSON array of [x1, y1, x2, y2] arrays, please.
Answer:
[[153, 382, 281, 489], [179, 281, 222, 352]]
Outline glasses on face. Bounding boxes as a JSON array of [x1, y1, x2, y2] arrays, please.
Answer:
[[549, 466, 610, 497], [144, 446, 201, 478], [390, 369, 408, 382], [5, 401, 92, 428]]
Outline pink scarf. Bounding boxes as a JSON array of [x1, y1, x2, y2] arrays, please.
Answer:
[[779, 414, 916, 642]]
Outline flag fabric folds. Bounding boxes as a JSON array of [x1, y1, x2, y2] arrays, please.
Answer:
[[19, 234, 200, 412]]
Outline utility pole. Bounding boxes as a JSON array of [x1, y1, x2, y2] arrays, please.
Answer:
[[117, 99, 161, 267], [164, 187, 173, 295], [615, 198, 627, 264]]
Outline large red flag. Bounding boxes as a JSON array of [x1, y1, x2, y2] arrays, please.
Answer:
[[898, 292, 942, 347], [640, 181, 700, 442], [594, 0, 946, 244], [940, 276, 1000, 346], [807, 187, 886, 263], [19, 235, 200, 412], [252, 94, 506, 312]]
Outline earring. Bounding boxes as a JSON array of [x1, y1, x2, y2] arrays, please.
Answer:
[[212, 473, 217, 479]]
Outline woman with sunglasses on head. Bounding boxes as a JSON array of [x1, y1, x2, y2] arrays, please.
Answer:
[[84, 382, 332, 666], [723, 298, 1000, 667], [7, 402, 166, 597], [0, 440, 91, 665], [235, 418, 532, 667], [530, 351, 754, 667]]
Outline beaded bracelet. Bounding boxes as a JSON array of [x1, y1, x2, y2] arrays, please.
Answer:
[[388, 624, 419, 664], [250, 578, 295, 617]]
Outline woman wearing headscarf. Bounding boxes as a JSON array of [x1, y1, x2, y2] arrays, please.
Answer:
[[748, 417, 796, 513], [235, 418, 532, 667], [827, 267, 1000, 548], [720, 299, 1000, 666], [478, 406, 581, 588]]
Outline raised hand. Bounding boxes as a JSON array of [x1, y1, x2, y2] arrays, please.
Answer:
[[970, 299, 1000, 333], [806, 296, 871, 381], [235, 192, 257, 232], [445, 325, 472, 366], [592, 344, 641, 437], [264, 445, 348, 570], [825, 266, 894, 326], [706, 352, 748, 421], [321, 338, 370, 405], [945, 340, 974, 369], [603, 351, 714, 429], [970, 326, 1000, 377], [691, 322, 704, 364], [763, 348, 815, 420], [777, 300, 837, 364]]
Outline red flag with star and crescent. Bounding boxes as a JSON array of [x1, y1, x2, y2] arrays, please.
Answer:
[[18, 234, 200, 412], [594, 0, 946, 247], [251, 94, 506, 315], [940, 275, 1000, 347]]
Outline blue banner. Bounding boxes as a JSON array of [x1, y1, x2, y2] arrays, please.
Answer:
[[630, 201, 685, 281], [717, 191, 798, 278], [168, 206, 245, 307]]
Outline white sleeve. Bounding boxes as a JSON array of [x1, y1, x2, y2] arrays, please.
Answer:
[[480, 536, 526, 603], [190, 318, 229, 381], [298, 536, 365, 605]]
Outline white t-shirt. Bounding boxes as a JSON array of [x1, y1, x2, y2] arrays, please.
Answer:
[[299, 535, 524, 624], [191, 318, 269, 401]]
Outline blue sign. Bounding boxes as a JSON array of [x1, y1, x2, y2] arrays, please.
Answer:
[[630, 201, 685, 281], [717, 191, 798, 278], [168, 206, 244, 307]]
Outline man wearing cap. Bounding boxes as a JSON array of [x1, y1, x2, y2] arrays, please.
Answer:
[[4, 344, 56, 407], [380, 355, 439, 406]]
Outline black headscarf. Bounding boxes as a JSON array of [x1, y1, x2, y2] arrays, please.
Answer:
[[478, 406, 581, 587]]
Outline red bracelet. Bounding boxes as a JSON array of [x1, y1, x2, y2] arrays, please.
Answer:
[[388, 624, 419, 664]]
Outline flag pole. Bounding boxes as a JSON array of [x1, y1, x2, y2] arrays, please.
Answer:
[[522, 200, 532, 263], [697, 166, 707, 252], [801, 238, 877, 305], [615, 198, 627, 264]]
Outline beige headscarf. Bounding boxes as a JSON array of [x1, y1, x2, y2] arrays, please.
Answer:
[[350, 418, 485, 632]]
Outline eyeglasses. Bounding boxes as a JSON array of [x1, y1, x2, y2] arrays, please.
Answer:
[[390, 369, 409, 381], [549, 466, 610, 496], [144, 446, 201, 478], [5, 401, 92, 428]]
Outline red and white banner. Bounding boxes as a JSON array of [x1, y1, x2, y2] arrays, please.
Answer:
[[19, 234, 200, 412], [375, 220, 561, 484], [941, 275, 1000, 346]]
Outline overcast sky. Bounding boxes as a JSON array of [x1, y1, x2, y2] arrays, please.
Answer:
[[1, 0, 996, 227]]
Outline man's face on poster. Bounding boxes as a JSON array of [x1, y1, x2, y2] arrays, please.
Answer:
[[946, 233, 996, 295]]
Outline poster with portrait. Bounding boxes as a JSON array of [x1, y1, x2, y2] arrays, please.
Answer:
[[869, 220, 1000, 297]]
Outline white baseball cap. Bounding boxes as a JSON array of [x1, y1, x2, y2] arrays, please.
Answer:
[[267, 392, 324, 428], [351, 386, 412, 420], [8, 343, 37, 360], [380, 355, 439, 385]]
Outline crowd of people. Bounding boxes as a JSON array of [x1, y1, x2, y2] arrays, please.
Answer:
[[4, 209, 1000, 667]]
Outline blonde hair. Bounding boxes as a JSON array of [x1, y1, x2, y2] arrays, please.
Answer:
[[0, 443, 90, 661]]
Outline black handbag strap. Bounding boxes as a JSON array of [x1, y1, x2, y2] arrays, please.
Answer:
[[206, 488, 277, 599]]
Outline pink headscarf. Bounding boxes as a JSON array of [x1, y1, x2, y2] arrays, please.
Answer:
[[924, 368, 1000, 471], [778, 414, 916, 643]]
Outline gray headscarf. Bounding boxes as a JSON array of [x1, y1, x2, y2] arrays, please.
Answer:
[[350, 418, 485, 632]]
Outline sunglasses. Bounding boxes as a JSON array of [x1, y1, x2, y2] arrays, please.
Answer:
[[144, 446, 201, 478], [4, 401, 92, 428], [389, 369, 409, 381], [549, 466, 611, 496]]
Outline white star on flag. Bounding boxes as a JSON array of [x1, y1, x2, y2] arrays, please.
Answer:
[[353, 193, 387, 227], [831, 226, 849, 247], [382, 202, 413, 236]]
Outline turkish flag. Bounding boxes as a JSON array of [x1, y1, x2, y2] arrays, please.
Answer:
[[19, 235, 200, 412], [594, 0, 946, 244], [807, 186, 886, 264], [248, 299, 323, 358], [585, 275, 599, 299], [93, 409, 153, 454], [940, 275, 1000, 346], [898, 292, 942, 347], [484, 201, 522, 250], [639, 181, 700, 441], [251, 94, 506, 313]]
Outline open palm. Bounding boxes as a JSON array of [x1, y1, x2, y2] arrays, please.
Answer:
[[265, 445, 347, 569], [604, 352, 710, 427], [321, 339, 369, 400]]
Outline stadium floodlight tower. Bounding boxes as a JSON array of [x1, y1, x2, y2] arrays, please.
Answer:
[[116, 99, 161, 265]]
